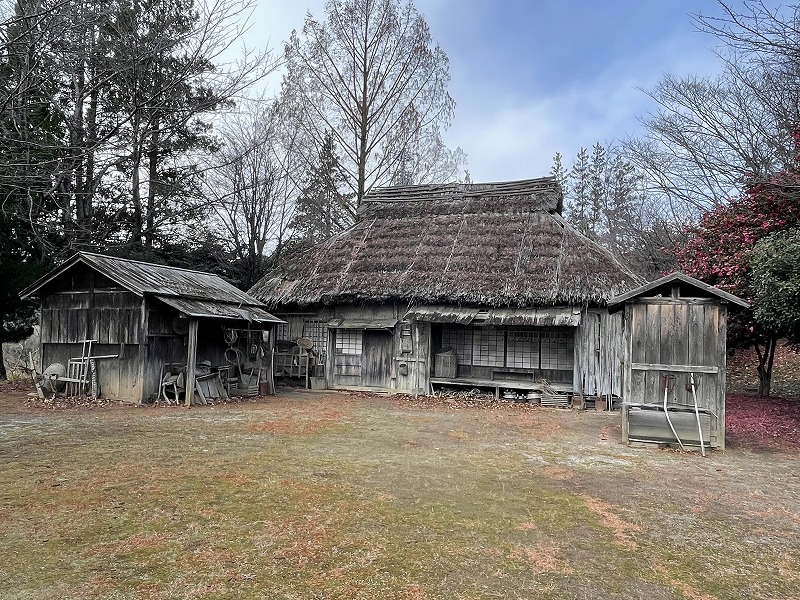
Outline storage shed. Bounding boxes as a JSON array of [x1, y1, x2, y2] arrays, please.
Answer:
[[608, 272, 749, 450], [20, 252, 283, 404]]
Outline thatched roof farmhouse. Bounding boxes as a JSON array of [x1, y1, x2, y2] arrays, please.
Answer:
[[250, 177, 641, 400]]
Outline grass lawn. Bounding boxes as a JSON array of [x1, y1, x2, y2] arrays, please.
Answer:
[[1, 388, 799, 599]]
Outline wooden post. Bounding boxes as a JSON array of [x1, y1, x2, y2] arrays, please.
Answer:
[[185, 319, 198, 407], [136, 297, 148, 404]]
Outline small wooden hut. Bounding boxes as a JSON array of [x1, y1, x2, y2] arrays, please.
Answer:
[[20, 252, 283, 404], [249, 178, 642, 400], [608, 272, 749, 449]]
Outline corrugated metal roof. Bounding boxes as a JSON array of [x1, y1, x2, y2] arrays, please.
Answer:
[[81, 252, 257, 304], [407, 306, 581, 326], [155, 297, 285, 323], [20, 252, 284, 325], [22, 252, 261, 305]]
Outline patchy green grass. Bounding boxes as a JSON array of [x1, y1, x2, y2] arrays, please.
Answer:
[[1, 393, 799, 599]]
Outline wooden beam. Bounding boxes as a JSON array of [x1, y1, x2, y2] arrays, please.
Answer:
[[185, 319, 198, 407], [630, 362, 719, 374], [136, 297, 148, 404]]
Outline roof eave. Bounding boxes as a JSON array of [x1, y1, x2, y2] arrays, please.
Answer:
[[19, 252, 146, 299], [607, 271, 750, 310]]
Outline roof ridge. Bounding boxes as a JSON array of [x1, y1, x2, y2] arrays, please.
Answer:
[[78, 251, 224, 278], [363, 177, 560, 204]]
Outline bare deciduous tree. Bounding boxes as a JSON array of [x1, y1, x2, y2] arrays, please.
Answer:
[[283, 0, 463, 206], [201, 98, 299, 289], [627, 2, 800, 217]]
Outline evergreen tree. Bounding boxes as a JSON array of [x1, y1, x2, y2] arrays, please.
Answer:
[[549, 152, 568, 196], [567, 147, 591, 235], [291, 133, 355, 246], [588, 142, 607, 238]]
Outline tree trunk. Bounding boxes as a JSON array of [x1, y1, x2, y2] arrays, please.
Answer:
[[144, 114, 161, 249], [754, 336, 777, 397]]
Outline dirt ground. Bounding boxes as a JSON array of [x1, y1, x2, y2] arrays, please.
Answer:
[[1, 380, 799, 599]]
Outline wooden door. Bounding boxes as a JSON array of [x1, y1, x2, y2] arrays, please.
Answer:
[[361, 330, 393, 388]]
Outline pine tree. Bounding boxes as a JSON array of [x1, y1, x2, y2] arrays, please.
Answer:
[[549, 152, 568, 196], [588, 142, 607, 238]]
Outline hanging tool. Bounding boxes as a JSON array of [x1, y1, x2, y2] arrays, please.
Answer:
[[689, 372, 706, 457], [663, 374, 686, 451]]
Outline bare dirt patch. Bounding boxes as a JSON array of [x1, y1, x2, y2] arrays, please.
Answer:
[[248, 397, 358, 436], [509, 542, 573, 575], [581, 494, 642, 551]]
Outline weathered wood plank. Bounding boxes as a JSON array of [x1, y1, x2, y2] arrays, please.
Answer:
[[644, 304, 662, 406], [630, 368, 646, 404], [630, 363, 719, 374], [716, 305, 727, 450], [687, 303, 705, 370], [672, 303, 688, 366], [185, 319, 198, 406]]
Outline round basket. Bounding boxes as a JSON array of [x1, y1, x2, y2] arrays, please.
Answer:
[[297, 337, 314, 350]]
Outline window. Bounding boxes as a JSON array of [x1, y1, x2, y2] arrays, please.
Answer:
[[539, 328, 574, 370], [442, 326, 473, 365], [440, 325, 574, 372], [507, 328, 539, 368], [302, 319, 327, 355], [274, 322, 289, 342], [335, 329, 362, 355], [472, 326, 504, 367]]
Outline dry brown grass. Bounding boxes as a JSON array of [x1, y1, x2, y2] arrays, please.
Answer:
[[1, 385, 799, 599]]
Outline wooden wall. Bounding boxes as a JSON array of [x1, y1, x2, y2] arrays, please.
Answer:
[[573, 308, 625, 399], [622, 298, 727, 448], [39, 276, 257, 402], [289, 303, 630, 397], [283, 303, 430, 393], [40, 283, 145, 401]]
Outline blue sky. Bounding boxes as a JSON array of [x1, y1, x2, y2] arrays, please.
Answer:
[[246, 0, 768, 182]]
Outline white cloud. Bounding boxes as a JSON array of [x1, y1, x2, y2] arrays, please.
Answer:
[[442, 23, 729, 182]]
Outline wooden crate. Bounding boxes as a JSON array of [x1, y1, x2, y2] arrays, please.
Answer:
[[434, 350, 457, 378]]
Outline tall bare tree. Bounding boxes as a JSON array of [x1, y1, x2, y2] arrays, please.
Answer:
[[202, 98, 300, 289], [626, 2, 800, 217], [283, 0, 462, 206]]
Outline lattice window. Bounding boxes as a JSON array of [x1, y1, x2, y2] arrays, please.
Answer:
[[506, 328, 539, 368], [472, 326, 504, 367], [442, 325, 473, 366], [441, 325, 574, 371], [274, 322, 289, 341], [302, 319, 327, 355], [334, 329, 362, 355], [539, 328, 575, 370]]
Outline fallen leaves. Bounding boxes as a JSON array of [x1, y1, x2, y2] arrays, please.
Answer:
[[726, 393, 800, 451]]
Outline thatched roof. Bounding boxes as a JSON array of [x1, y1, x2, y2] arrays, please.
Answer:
[[249, 177, 642, 308]]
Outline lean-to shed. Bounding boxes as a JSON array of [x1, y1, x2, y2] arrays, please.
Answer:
[[249, 177, 642, 400], [608, 272, 749, 449], [20, 252, 283, 404]]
